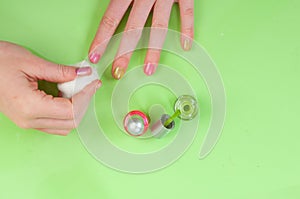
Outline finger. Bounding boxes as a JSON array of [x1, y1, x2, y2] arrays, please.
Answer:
[[144, 0, 174, 76], [32, 58, 92, 83], [72, 80, 102, 126], [29, 89, 74, 120], [35, 128, 71, 136], [89, 0, 132, 64], [30, 79, 100, 121], [31, 118, 77, 130], [112, 0, 156, 80], [179, 0, 194, 51]]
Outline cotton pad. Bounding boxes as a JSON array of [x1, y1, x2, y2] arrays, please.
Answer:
[[57, 60, 99, 98]]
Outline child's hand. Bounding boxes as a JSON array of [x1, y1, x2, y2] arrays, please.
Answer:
[[89, 0, 194, 79], [0, 41, 102, 135]]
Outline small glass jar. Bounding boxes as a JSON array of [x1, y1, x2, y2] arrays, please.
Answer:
[[174, 95, 198, 120]]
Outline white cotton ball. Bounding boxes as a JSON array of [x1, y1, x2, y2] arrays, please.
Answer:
[[57, 60, 99, 98]]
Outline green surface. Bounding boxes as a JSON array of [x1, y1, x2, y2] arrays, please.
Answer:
[[0, 0, 300, 198]]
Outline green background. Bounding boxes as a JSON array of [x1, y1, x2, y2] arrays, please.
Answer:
[[0, 0, 300, 198]]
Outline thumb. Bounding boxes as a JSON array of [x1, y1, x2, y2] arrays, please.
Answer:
[[33, 59, 92, 83]]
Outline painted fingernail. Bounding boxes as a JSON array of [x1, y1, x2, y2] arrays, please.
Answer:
[[96, 80, 102, 89], [76, 67, 92, 76], [89, 52, 101, 64], [183, 38, 192, 51], [144, 63, 157, 76], [113, 67, 125, 80]]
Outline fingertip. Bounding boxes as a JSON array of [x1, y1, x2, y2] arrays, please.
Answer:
[[75, 67, 92, 76], [89, 52, 101, 64], [144, 49, 160, 76], [181, 35, 193, 51], [112, 67, 126, 80], [112, 56, 129, 80], [144, 62, 157, 76], [39, 63, 78, 83], [96, 80, 102, 89], [178, 0, 194, 51]]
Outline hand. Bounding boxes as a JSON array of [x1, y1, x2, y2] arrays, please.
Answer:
[[89, 0, 194, 79], [0, 41, 102, 135]]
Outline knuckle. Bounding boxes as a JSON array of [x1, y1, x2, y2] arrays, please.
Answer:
[[92, 38, 104, 50], [125, 25, 142, 37], [183, 27, 194, 36], [101, 15, 118, 30], [114, 55, 130, 66], [152, 21, 168, 28], [183, 7, 194, 16], [126, 23, 139, 31], [57, 64, 72, 79], [62, 130, 72, 136]]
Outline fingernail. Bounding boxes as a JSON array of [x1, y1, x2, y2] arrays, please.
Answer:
[[183, 38, 192, 51], [89, 52, 101, 64], [76, 67, 92, 76], [113, 67, 125, 80], [96, 80, 102, 89], [144, 63, 157, 76]]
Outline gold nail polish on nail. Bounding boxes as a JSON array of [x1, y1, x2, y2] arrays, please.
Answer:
[[183, 38, 191, 51], [113, 67, 125, 80]]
